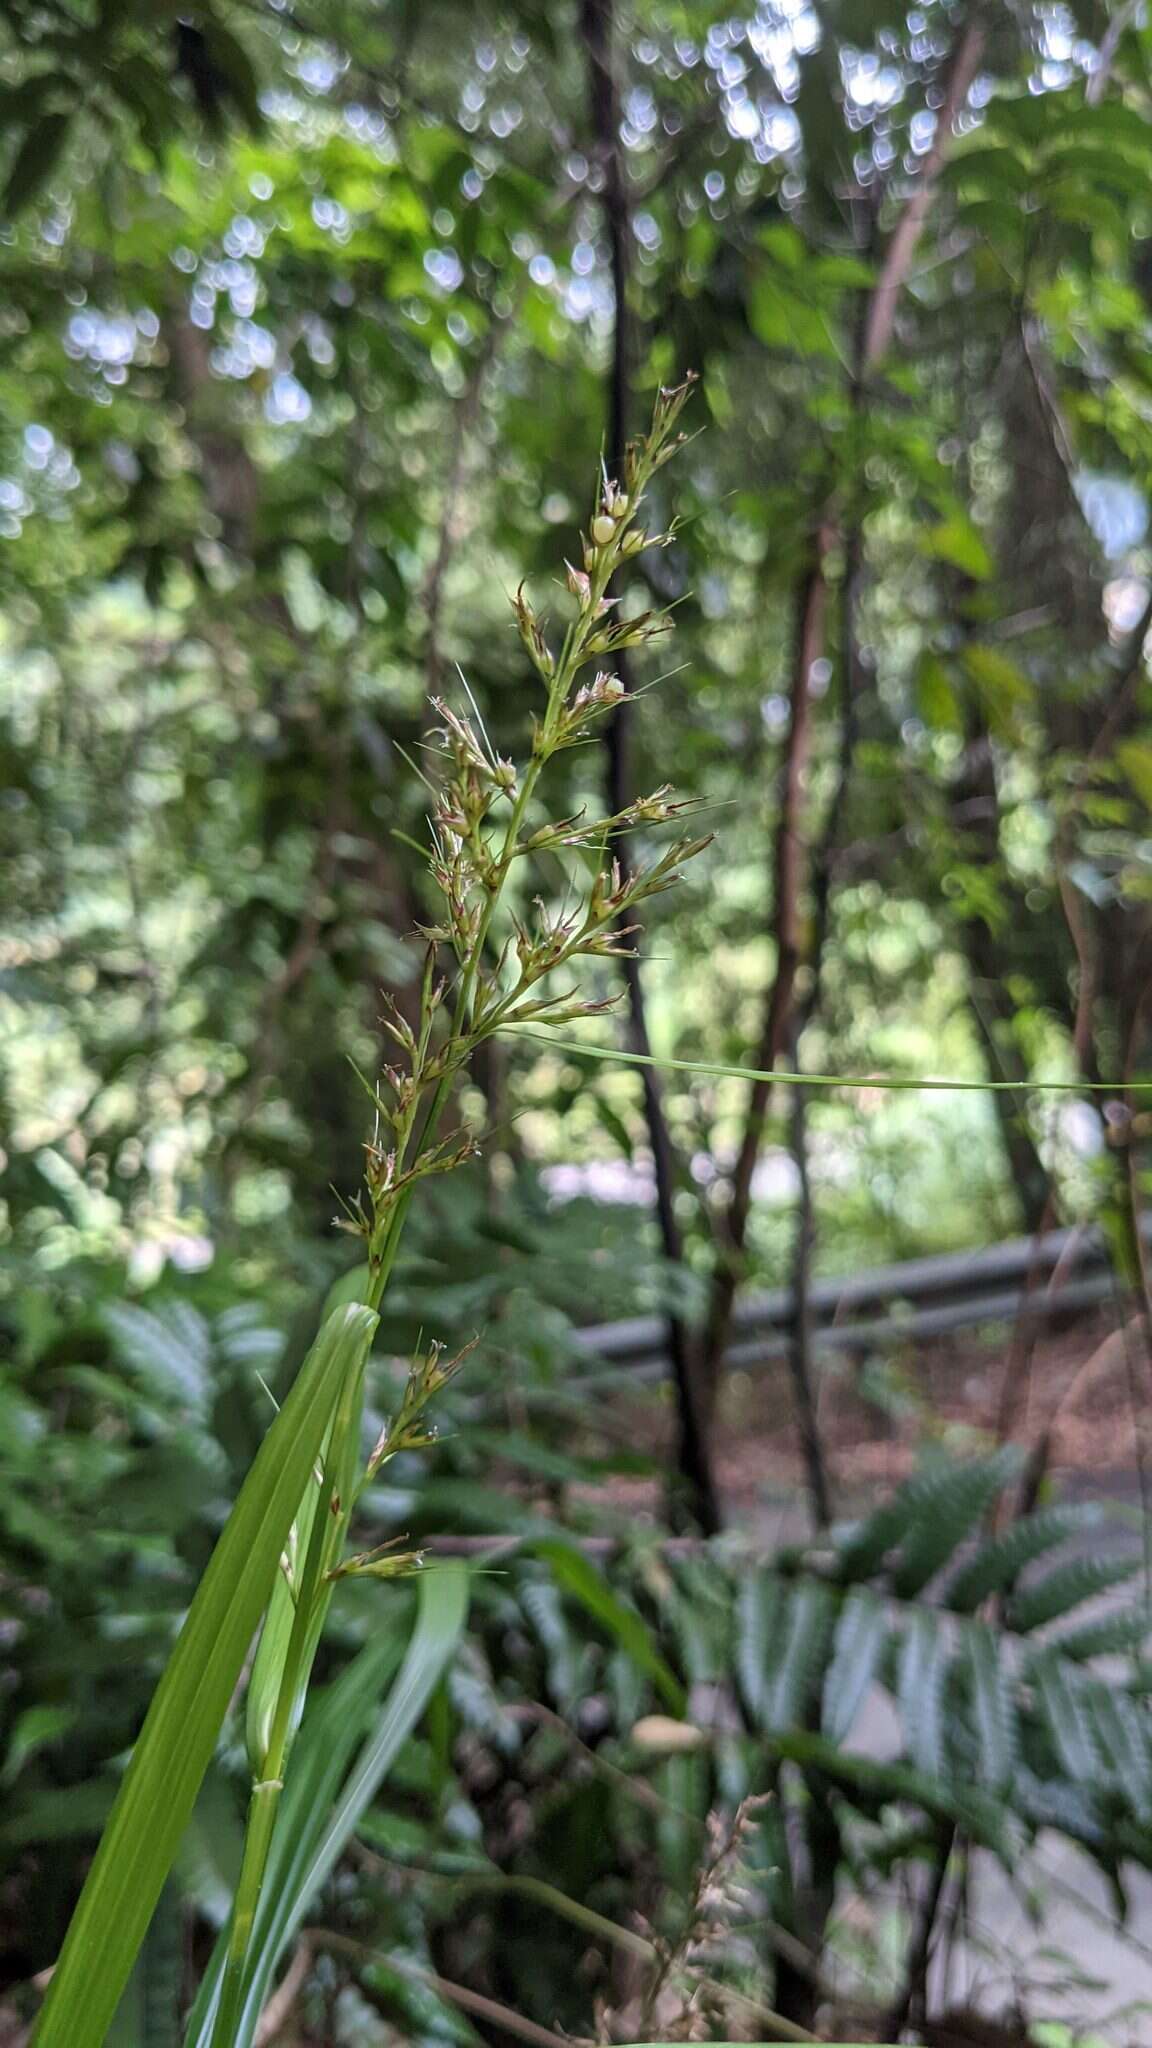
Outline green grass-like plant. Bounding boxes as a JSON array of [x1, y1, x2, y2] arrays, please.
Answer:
[[34, 379, 706, 2048]]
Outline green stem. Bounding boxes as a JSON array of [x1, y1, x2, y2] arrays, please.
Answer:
[[211, 1777, 283, 2045], [211, 1357, 364, 2046]]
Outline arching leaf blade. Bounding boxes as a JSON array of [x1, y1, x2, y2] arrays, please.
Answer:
[[32, 1303, 378, 2048]]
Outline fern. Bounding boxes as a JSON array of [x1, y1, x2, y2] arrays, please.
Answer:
[[821, 1588, 887, 1745], [1080, 1681, 1152, 1807], [832, 1488, 916, 1584], [1011, 1764, 1109, 1850], [736, 1569, 785, 1725], [963, 1619, 1017, 1791], [833, 1454, 1017, 1593], [1007, 1552, 1141, 1633], [1047, 1608, 1151, 1661], [897, 1608, 949, 1776], [104, 1301, 213, 1416], [945, 1502, 1105, 1612], [1031, 1652, 1102, 1783], [520, 1574, 580, 1711], [890, 1452, 1018, 1599], [668, 1554, 734, 1687], [772, 1728, 1018, 1859], [764, 1578, 837, 1730]]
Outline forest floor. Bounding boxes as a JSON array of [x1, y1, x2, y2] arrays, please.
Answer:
[[572, 1306, 1150, 1528], [723, 1304, 1148, 1508]]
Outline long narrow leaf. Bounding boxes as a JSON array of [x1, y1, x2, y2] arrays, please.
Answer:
[[964, 1620, 1017, 1791], [897, 1609, 948, 1776], [501, 1026, 1151, 1093], [945, 1503, 1103, 1613], [183, 1622, 407, 2048], [1007, 1552, 1141, 1633], [33, 1303, 378, 2048], [536, 1541, 686, 1713], [736, 1570, 785, 1724], [822, 1589, 888, 1745], [767, 1580, 836, 1731], [222, 1563, 469, 2048]]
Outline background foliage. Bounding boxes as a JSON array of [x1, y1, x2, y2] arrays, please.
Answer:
[[3, 1, 1152, 2043]]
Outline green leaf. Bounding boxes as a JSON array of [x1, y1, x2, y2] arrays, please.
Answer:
[[822, 1589, 887, 1745], [897, 1609, 948, 1776], [915, 652, 962, 733], [1047, 1608, 1150, 1661], [104, 1301, 213, 1416], [1031, 1652, 1100, 1784], [891, 1454, 1017, 1599], [964, 1620, 1017, 1791], [1115, 740, 1152, 811], [765, 1579, 836, 1731], [32, 1302, 378, 2048], [941, 144, 1033, 198], [920, 514, 993, 580], [183, 1623, 405, 2047], [0, 1705, 78, 1789], [736, 1570, 786, 1723], [189, 1564, 469, 2048], [946, 1504, 1104, 1613], [536, 1541, 686, 1714], [960, 645, 1032, 733], [1007, 1553, 1141, 1634], [1082, 1680, 1152, 1806], [771, 1729, 1016, 1857]]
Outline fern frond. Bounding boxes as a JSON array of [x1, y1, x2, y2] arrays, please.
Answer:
[[1012, 1763, 1108, 1849], [891, 1453, 1018, 1600], [963, 1619, 1017, 1791], [736, 1570, 785, 1725], [1047, 1608, 1151, 1662], [772, 1728, 1018, 1858], [821, 1588, 888, 1745], [898, 1608, 949, 1775], [1008, 1553, 1141, 1634], [1075, 1674, 1152, 1810], [945, 1503, 1105, 1613], [1030, 1652, 1101, 1784], [766, 1579, 837, 1730]]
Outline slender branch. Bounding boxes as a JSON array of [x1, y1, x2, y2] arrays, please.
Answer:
[[421, 324, 505, 698], [1087, 0, 1141, 104], [862, 17, 987, 368], [307, 1928, 578, 2048]]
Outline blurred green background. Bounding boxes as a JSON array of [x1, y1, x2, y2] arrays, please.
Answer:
[[3, 3, 1152, 2043]]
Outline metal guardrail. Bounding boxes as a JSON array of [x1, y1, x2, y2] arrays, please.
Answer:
[[572, 1219, 1146, 1381]]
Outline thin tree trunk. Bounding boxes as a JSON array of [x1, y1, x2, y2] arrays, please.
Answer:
[[582, 0, 720, 1530], [699, 548, 829, 1381], [784, 1066, 831, 1529], [696, 12, 984, 1411]]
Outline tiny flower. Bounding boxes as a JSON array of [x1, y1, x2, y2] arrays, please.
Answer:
[[590, 514, 617, 547], [565, 559, 591, 600]]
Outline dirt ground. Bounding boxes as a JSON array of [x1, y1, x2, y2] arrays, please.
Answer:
[[722, 1305, 1150, 1503], [572, 1305, 1151, 1524]]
